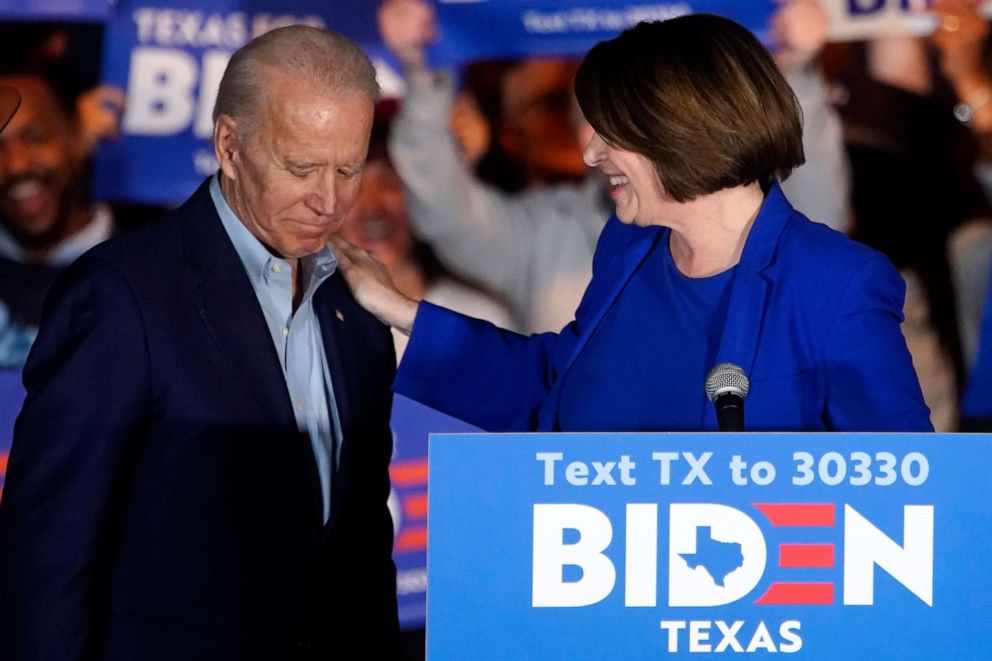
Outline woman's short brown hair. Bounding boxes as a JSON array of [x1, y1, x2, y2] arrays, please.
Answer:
[[575, 13, 804, 202]]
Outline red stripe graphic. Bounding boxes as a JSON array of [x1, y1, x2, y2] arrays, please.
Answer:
[[402, 493, 428, 519], [390, 459, 428, 487], [0, 451, 7, 504], [395, 525, 428, 553], [779, 543, 834, 568], [755, 582, 834, 605], [754, 503, 835, 527]]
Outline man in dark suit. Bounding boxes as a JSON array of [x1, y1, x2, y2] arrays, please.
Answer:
[[0, 26, 400, 660]]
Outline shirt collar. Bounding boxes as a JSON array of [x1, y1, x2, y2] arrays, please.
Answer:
[[209, 174, 337, 294], [0, 204, 114, 266]]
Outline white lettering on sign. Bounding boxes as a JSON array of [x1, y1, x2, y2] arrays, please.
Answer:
[[123, 48, 199, 136], [651, 451, 713, 485], [843, 505, 934, 606], [131, 9, 323, 47], [121, 10, 325, 138], [536, 452, 637, 486], [531, 503, 935, 608], [659, 620, 803, 653], [532, 504, 615, 607]]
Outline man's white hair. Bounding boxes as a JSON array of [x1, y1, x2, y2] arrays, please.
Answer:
[[213, 25, 380, 142]]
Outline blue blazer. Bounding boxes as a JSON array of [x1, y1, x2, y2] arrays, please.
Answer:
[[395, 183, 932, 432], [0, 181, 399, 660]]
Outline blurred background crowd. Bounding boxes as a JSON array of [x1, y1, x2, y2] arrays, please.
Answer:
[[4, 0, 992, 432]]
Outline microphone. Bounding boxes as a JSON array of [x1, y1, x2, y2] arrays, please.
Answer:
[[705, 363, 749, 431]]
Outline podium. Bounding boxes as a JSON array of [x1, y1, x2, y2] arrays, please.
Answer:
[[426, 433, 991, 659]]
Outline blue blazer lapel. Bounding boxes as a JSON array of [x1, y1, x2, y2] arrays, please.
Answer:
[[704, 183, 793, 429], [180, 181, 298, 429], [536, 220, 665, 430]]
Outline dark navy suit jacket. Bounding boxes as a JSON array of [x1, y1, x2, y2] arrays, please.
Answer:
[[0, 181, 400, 660], [395, 183, 933, 432]]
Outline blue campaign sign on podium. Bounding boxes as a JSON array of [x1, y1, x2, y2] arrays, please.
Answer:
[[427, 433, 992, 659]]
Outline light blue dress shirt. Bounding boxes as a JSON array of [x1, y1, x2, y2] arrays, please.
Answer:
[[210, 176, 342, 522]]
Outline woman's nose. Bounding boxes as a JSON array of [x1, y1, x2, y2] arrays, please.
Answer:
[[582, 132, 607, 167]]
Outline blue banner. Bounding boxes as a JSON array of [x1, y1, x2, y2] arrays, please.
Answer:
[[428, 433, 990, 659], [0, 0, 110, 21], [92, 0, 388, 205], [431, 0, 776, 64]]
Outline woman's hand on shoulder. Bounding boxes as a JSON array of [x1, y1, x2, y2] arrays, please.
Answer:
[[331, 235, 420, 334]]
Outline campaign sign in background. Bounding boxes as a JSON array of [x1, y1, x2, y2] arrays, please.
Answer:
[[432, 0, 775, 64], [92, 0, 382, 205], [0, 0, 110, 21], [427, 433, 991, 659], [822, 0, 992, 42], [0, 371, 25, 500], [388, 394, 481, 628]]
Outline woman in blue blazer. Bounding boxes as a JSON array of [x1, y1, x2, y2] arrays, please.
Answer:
[[337, 14, 933, 433]]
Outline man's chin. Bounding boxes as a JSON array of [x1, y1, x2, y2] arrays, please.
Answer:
[[0, 212, 59, 246], [285, 238, 331, 259]]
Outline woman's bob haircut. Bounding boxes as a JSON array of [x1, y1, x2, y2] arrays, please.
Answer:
[[575, 13, 805, 203]]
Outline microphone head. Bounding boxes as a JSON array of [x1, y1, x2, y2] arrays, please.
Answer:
[[705, 363, 750, 402]]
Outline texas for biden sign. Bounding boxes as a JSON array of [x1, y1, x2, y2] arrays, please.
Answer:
[[426, 433, 990, 659]]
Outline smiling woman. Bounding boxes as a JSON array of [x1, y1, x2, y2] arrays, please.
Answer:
[[575, 17, 803, 206], [335, 13, 933, 433]]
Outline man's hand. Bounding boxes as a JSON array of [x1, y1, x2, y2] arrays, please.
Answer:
[[771, 0, 830, 73], [75, 84, 125, 156], [378, 0, 437, 72], [930, 0, 990, 94], [332, 235, 420, 333]]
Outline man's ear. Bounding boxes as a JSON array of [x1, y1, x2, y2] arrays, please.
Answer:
[[214, 114, 241, 180]]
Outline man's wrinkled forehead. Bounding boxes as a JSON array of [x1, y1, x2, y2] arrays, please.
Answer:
[[261, 75, 373, 145]]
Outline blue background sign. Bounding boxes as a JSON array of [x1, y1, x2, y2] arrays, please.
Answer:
[[93, 0, 375, 205], [428, 433, 991, 659], [389, 395, 481, 628], [0, 0, 110, 21], [432, 0, 776, 64]]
